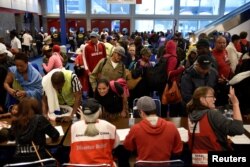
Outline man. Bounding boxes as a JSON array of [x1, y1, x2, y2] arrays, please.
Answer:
[[226, 34, 242, 73], [22, 30, 33, 57], [181, 54, 218, 103], [212, 36, 233, 106], [42, 69, 82, 121], [84, 31, 106, 96], [89, 46, 126, 92], [0, 43, 13, 112], [123, 96, 183, 161], [10, 30, 22, 54]]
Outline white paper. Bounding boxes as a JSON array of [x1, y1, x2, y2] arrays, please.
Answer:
[[178, 127, 188, 142], [46, 126, 64, 138], [230, 134, 250, 144], [117, 128, 130, 141], [7, 140, 16, 144], [243, 124, 250, 133]]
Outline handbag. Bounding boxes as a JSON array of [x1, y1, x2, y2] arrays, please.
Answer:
[[125, 69, 142, 90], [161, 80, 182, 105]]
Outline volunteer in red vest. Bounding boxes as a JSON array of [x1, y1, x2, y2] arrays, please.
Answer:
[[69, 98, 120, 166], [187, 86, 244, 166]]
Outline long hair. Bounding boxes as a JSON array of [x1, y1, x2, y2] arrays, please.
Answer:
[[186, 86, 214, 113], [83, 110, 100, 137], [12, 97, 40, 131]]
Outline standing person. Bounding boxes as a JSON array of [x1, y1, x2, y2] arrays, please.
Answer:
[[69, 98, 120, 166], [212, 36, 233, 106], [187, 86, 244, 166], [89, 46, 126, 92], [84, 31, 106, 97], [0, 97, 60, 163], [22, 30, 33, 57], [94, 78, 128, 118], [10, 30, 22, 54], [42, 45, 63, 74], [123, 96, 183, 161], [35, 31, 44, 56], [42, 69, 82, 121], [226, 34, 242, 73]]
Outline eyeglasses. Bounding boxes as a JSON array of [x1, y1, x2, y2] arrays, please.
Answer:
[[205, 95, 216, 99]]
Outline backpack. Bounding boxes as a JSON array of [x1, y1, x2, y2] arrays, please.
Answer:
[[240, 41, 250, 54], [145, 56, 174, 92]]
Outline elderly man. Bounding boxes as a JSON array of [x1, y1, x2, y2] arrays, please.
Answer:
[[180, 54, 218, 103], [42, 69, 82, 121]]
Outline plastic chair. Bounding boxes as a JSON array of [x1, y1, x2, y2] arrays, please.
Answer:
[[135, 159, 184, 167], [133, 98, 161, 117], [4, 158, 57, 167], [61, 163, 111, 167]]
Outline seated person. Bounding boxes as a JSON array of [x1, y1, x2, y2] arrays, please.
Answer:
[[187, 86, 244, 166], [69, 98, 120, 166], [42, 69, 82, 121], [123, 96, 183, 161], [4, 52, 43, 108], [94, 78, 129, 118], [0, 97, 59, 163]]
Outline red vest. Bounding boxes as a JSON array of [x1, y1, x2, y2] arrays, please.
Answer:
[[188, 113, 222, 166]]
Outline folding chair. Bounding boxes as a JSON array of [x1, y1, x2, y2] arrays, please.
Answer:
[[133, 98, 161, 118], [61, 163, 111, 167], [135, 159, 184, 167], [3, 157, 57, 167]]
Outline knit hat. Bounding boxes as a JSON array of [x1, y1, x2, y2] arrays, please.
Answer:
[[136, 96, 156, 112], [197, 54, 212, 69], [90, 31, 99, 38], [82, 98, 101, 115], [52, 45, 60, 53], [196, 39, 210, 48], [113, 46, 125, 57]]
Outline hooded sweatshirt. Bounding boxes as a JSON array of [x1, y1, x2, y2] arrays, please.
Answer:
[[188, 109, 244, 150], [123, 117, 183, 161], [163, 40, 185, 82]]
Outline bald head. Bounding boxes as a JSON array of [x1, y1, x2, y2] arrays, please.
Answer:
[[51, 71, 65, 91]]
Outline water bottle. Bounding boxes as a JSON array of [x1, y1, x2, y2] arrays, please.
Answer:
[[128, 113, 135, 127], [72, 114, 78, 123]]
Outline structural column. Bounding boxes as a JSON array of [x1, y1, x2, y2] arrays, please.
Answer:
[[59, 0, 66, 45]]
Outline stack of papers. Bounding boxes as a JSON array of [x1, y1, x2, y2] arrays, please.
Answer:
[[243, 124, 250, 133], [46, 126, 64, 138], [177, 127, 188, 142], [230, 134, 250, 144]]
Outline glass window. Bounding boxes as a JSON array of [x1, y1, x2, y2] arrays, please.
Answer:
[[224, 0, 250, 15], [179, 20, 198, 37], [135, 0, 154, 15], [198, 20, 214, 29], [155, 0, 174, 15], [180, 0, 219, 15], [135, 20, 154, 32], [111, 4, 129, 14], [154, 20, 173, 32], [47, 0, 86, 14], [92, 0, 110, 14]]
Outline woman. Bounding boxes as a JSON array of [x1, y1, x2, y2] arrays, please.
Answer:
[[42, 45, 63, 74], [69, 98, 120, 166], [187, 86, 244, 166], [1, 97, 59, 163], [4, 52, 43, 108], [94, 78, 128, 118]]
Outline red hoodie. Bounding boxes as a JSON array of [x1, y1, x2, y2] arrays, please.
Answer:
[[163, 40, 185, 82], [123, 117, 183, 161]]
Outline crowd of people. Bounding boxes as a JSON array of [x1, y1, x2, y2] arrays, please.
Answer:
[[0, 28, 249, 166]]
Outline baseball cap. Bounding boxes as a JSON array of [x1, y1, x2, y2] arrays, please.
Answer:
[[90, 32, 99, 38], [82, 98, 101, 115], [196, 39, 210, 48], [113, 46, 125, 57], [197, 54, 212, 69], [0, 43, 8, 54], [136, 96, 156, 112]]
